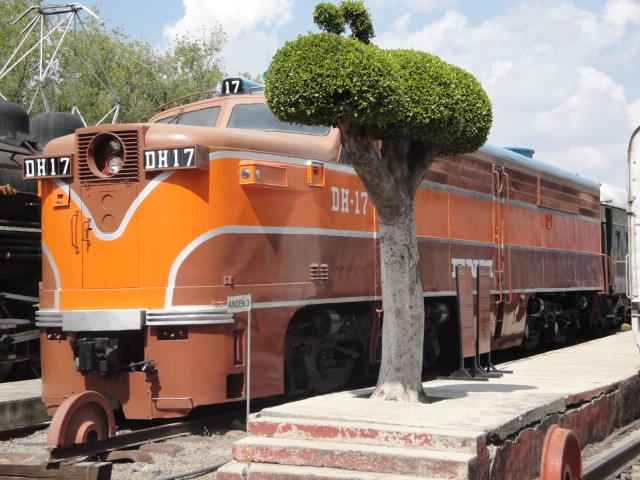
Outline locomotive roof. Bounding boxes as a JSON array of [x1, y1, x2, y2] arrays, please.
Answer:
[[152, 83, 604, 194], [480, 143, 601, 191], [600, 182, 628, 210]]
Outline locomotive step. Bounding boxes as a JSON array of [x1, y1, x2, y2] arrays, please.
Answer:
[[232, 435, 477, 478], [217, 461, 439, 480], [248, 415, 482, 453]]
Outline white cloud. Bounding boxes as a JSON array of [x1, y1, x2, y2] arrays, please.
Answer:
[[377, 10, 469, 52], [402, 0, 455, 11], [533, 66, 626, 143], [628, 98, 640, 129], [604, 0, 640, 29], [221, 30, 280, 78], [538, 144, 626, 187], [162, 0, 294, 76], [375, 0, 639, 186], [369, 0, 455, 13], [163, 0, 294, 40], [545, 146, 608, 173], [392, 13, 412, 32]]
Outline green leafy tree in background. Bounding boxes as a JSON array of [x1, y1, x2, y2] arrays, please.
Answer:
[[0, 0, 226, 124], [266, 1, 492, 402], [0, 0, 40, 104]]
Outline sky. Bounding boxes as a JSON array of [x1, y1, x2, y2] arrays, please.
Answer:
[[90, 0, 640, 188]]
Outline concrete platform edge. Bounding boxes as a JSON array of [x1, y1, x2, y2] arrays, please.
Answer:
[[217, 334, 640, 480], [488, 373, 640, 479]]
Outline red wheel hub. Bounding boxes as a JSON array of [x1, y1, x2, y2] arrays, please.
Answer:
[[540, 425, 582, 480], [47, 391, 117, 447]]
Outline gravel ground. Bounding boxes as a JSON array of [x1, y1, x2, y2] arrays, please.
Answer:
[[0, 426, 246, 480]]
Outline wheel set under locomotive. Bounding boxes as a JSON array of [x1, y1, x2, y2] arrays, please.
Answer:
[[22, 78, 629, 438]]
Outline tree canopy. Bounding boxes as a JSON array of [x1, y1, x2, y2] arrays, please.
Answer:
[[266, 3, 491, 156]]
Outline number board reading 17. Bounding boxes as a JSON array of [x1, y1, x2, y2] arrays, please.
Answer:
[[221, 78, 244, 95]]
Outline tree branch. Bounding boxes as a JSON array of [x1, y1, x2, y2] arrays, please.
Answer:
[[406, 141, 439, 192], [339, 124, 440, 222], [380, 138, 439, 199], [338, 122, 403, 221]]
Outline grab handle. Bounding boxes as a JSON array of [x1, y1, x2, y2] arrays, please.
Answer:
[[70, 210, 79, 253], [82, 218, 92, 247]]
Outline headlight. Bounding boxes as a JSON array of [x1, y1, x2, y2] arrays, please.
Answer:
[[88, 134, 126, 178], [106, 156, 124, 175], [107, 139, 122, 155]]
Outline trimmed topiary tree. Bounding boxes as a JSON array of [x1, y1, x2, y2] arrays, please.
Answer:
[[266, 1, 492, 402]]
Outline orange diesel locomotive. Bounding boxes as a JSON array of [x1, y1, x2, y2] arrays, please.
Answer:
[[24, 78, 621, 444]]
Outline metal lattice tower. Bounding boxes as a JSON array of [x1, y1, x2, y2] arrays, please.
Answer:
[[0, 3, 120, 125]]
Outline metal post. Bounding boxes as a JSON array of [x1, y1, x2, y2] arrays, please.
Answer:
[[246, 308, 251, 428]]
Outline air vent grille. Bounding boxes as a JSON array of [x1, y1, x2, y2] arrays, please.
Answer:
[[77, 129, 140, 183], [310, 263, 329, 281]]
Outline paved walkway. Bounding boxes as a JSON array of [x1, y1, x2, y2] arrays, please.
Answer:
[[219, 332, 640, 479]]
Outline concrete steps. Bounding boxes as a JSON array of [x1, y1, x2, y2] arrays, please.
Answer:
[[217, 411, 482, 479], [231, 435, 476, 478], [248, 415, 482, 453]]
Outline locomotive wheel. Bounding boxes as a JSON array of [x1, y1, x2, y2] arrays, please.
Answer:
[[540, 425, 582, 480], [47, 391, 116, 447]]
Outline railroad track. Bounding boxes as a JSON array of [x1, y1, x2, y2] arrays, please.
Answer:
[[48, 411, 235, 460], [582, 420, 640, 480], [0, 410, 243, 479]]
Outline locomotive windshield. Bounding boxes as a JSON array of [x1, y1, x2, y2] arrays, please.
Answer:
[[228, 103, 329, 136], [155, 106, 221, 126]]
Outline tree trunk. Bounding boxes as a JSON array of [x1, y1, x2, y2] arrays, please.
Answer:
[[370, 202, 427, 402], [337, 123, 436, 402]]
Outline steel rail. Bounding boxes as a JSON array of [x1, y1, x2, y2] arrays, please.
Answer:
[[0, 421, 50, 441], [48, 412, 234, 461], [583, 429, 640, 480]]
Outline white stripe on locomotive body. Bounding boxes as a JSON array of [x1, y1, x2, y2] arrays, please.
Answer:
[[53, 151, 360, 242], [49, 146, 603, 309], [55, 149, 600, 242], [164, 225, 378, 308], [53, 170, 174, 241], [208, 150, 354, 174], [42, 242, 61, 309]]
